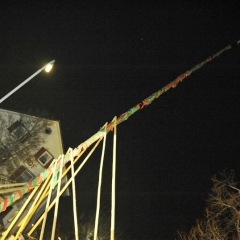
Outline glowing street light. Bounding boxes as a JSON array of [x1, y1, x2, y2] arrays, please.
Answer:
[[0, 60, 55, 104], [44, 62, 54, 72]]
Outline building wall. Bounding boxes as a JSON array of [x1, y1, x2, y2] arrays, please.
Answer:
[[0, 108, 64, 179], [0, 108, 66, 231]]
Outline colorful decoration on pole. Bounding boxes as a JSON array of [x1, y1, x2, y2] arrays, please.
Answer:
[[0, 40, 239, 213]]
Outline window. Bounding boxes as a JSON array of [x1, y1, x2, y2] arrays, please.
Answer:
[[7, 210, 19, 223], [7, 120, 29, 141], [9, 165, 34, 182], [38, 152, 52, 166], [34, 147, 54, 168]]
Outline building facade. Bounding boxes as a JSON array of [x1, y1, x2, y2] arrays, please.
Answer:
[[0, 108, 64, 231]]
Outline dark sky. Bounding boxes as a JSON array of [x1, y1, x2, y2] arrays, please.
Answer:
[[1, 2, 240, 239]]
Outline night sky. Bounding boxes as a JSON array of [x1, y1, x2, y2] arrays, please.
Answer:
[[1, 2, 240, 239]]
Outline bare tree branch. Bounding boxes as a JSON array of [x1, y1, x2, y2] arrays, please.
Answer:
[[178, 170, 240, 240]]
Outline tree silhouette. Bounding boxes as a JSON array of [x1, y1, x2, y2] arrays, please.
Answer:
[[178, 170, 240, 240]]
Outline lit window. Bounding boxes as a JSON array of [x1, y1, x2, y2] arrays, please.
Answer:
[[34, 147, 53, 168], [7, 121, 29, 141]]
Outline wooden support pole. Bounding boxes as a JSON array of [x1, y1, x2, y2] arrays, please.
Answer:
[[94, 123, 108, 240], [69, 148, 79, 240], [14, 173, 52, 240], [1, 186, 40, 240], [28, 138, 102, 236], [51, 155, 64, 240], [39, 159, 58, 240], [111, 117, 117, 240]]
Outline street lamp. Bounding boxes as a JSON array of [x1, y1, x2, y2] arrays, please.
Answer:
[[0, 60, 55, 104], [44, 62, 54, 72]]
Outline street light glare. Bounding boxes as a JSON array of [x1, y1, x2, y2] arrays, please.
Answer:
[[45, 63, 54, 72]]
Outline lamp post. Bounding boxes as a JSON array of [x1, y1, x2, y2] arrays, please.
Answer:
[[0, 60, 55, 104]]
